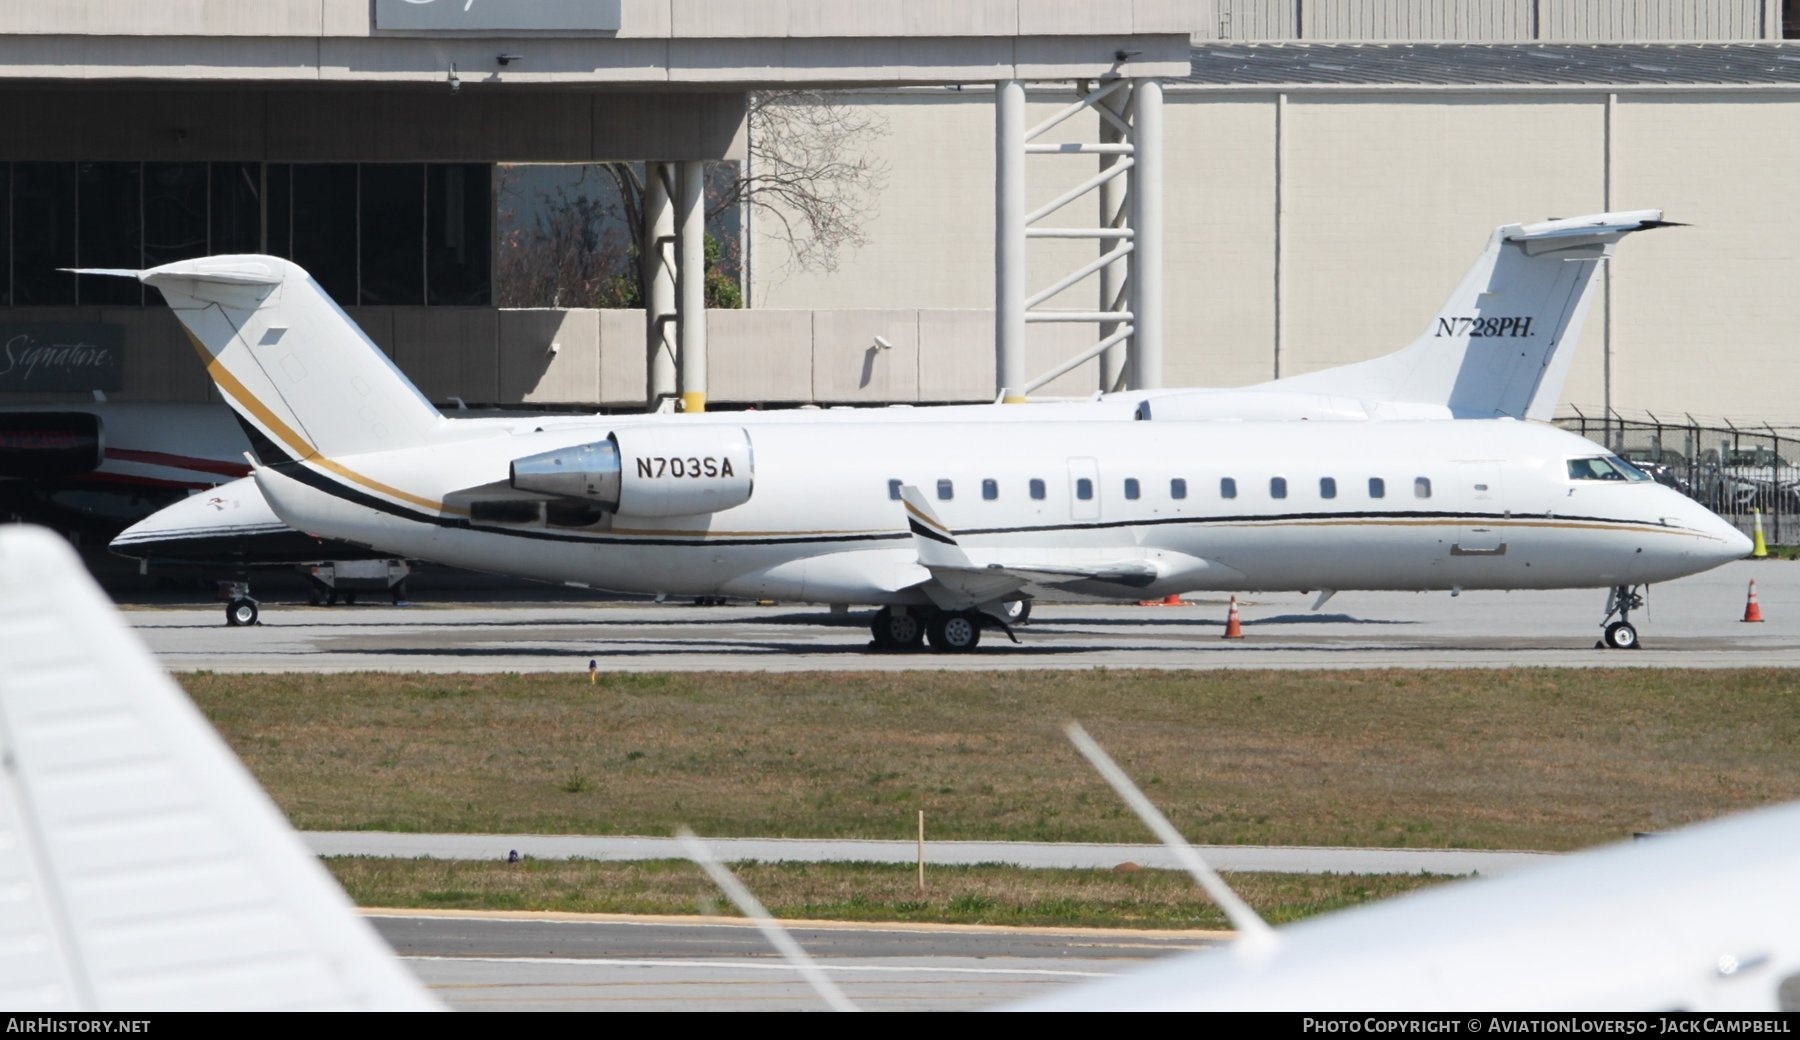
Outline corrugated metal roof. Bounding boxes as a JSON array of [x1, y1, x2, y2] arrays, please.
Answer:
[[1184, 42, 1800, 87]]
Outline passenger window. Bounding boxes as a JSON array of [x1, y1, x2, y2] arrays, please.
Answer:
[[982, 478, 998, 501], [1320, 477, 1337, 499], [1414, 476, 1432, 499], [937, 479, 954, 500], [1220, 477, 1237, 499], [1076, 478, 1094, 501], [888, 479, 902, 501], [1029, 478, 1046, 500], [1270, 476, 1288, 499], [1124, 478, 1140, 500], [1170, 478, 1187, 500], [1368, 477, 1385, 499]]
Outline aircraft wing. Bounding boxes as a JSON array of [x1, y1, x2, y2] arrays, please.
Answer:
[[898, 485, 1162, 610], [0, 526, 442, 1011]]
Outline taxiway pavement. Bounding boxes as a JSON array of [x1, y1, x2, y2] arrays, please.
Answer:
[[371, 911, 1217, 1011], [312, 832, 1547, 876], [123, 560, 1797, 671]]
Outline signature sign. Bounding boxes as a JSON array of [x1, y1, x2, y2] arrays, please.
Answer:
[[0, 325, 123, 392]]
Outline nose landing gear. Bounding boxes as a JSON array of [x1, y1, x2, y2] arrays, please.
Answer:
[[1597, 584, 1645, 650]]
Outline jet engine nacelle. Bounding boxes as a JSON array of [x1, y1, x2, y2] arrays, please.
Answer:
[[510, 425, 754, 517], [0, 412, 105, 480]]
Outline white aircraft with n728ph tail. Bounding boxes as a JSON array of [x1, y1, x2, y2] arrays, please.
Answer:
[[88, 210, 1748, 650]]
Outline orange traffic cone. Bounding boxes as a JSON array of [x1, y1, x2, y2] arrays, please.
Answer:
[[1162, 593, 1183, 606], [1222, 595, 1244, 639], [1742, 579, 1765, 623]]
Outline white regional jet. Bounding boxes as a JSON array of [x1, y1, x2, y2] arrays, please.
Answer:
[[108, 208, 1668, 601], [93, 211, 1748, 651]]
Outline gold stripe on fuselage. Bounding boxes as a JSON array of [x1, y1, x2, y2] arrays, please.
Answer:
[[185, 327, 465, 517]]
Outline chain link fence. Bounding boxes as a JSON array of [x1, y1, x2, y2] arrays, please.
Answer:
[[1556, 411, 1800, 545]]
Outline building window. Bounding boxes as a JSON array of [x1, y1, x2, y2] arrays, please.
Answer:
[[1270, 476, 1288, 499], [78, 162, 143, 305], [426, 164, 492, 305], [888, 479, 902, 501], [290, 163, 359, 305], [1076, 478, 1094, 501], [1415, 476, 1432, 499], [1320, 477, 1337, 499], [1170, 477, 1187, 500], [1029, 478, 1046, 500], [360, 164, 426, 305], [936, 479, 954, 501], [11, 163, 74, 306], [1369, 477, 1385, 499], [982, 478, 998, 501], [1220, 477, 1237, 499], [1124, 477, 1140, 500]]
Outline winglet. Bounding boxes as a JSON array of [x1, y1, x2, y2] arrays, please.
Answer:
[[1064, 722, 1280, 961], [0, 526, 441, 1011], [898, 485, 973, 570]]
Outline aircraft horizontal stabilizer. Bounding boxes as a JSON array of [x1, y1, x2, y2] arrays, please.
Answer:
[[0, 526, 442, 1011]]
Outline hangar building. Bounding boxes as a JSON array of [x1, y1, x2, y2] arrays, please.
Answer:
[[0, 2, 1796, 426]]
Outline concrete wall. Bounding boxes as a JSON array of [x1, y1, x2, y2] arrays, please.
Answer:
[[0, 4, 1194, 86], [747, 86, 1800, 423], [0, 2, 1198, 39]]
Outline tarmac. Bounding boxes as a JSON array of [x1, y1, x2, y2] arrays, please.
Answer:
[[119, 558, 1798, 672]]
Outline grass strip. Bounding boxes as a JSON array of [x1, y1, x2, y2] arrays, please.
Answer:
[[186, 667, 1800, 851], [327, 856, 1455, 929]]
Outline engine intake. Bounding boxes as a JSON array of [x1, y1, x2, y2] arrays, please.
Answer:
[[510, 425, 754, 517]]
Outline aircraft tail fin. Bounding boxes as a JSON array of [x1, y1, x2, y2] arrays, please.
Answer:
[[77, 257, 444, 464], [1263, 210, 1675, 420], [0, 525, 442, 1011]]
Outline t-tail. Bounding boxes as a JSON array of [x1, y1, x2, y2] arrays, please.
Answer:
[[77, 257, 444, 465], [1262, 210, 1677, 420]]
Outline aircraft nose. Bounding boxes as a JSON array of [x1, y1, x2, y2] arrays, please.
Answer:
[[1678, 496, 1753, 564], [1716, 520, 1755, 561]]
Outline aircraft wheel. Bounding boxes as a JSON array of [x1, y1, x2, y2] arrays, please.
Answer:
[[1603, 621, 1639, 650], [871, 607, 925, 649], [927, 610, 982, 653], [1001, 598, 1032, 625], [225, 598, 259, 627], [344, 591, 359, 606]]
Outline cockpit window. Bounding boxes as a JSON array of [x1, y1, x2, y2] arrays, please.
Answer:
[[1567, 456, 1651, 482]]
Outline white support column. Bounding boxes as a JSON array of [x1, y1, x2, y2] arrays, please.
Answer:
[[1096, 81, 1131, 394], [995, 79, 1026, 403], [644, 163, 677, 409], [676, 159, 708, 413], [1127, 78, 1163, 391]]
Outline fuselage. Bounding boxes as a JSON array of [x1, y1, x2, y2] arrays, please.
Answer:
[[250, 417, 1750, 605]]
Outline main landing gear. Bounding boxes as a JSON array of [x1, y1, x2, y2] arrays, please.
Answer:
[[1597, 584, 1645, 650], [870, 604, 1023, 653], [220, 580, 259, 627]]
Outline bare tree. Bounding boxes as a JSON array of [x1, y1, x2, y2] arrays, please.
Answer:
[[724, 90, 890, 280], [497, 91, 888, 308]]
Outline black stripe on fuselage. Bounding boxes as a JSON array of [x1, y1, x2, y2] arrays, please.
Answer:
[[279, 456, 1693, 550], [907, 515, 958, 545]]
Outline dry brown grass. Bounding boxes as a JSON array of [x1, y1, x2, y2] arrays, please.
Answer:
[[325, 856, 1451, 928], [182, 668, 1800, 851]]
